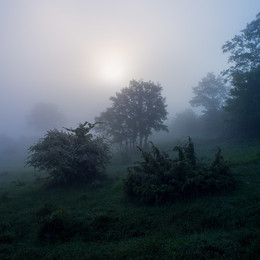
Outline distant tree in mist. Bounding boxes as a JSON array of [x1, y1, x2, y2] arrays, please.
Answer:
[[222, 12, 260, 78], [28, 102, 66, 133], [96, 79, 168, 149], [170, 109, 200, 136], [187, 73, 229, 137], [190, 73, 228, 114]]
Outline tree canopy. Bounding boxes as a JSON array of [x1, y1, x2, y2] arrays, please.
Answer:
[[190, 72, 228, 114], [96, 79, 168, 149], [225, 65, 260, 137], [27, 122, 111, 183], [222, 12, 260, 77], [222, 13, 260, 138]]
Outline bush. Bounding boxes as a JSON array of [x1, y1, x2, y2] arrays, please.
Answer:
[[124, 137, 235, 204], [27, 122, 111, 184], [37, 208, 74, 242]]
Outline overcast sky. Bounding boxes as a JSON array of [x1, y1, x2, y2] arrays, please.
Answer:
[[1, 0, 259, 137]]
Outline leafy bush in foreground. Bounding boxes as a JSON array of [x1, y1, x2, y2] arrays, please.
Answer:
[[124, 137, 235, 204], [27, 122, 110, 184]]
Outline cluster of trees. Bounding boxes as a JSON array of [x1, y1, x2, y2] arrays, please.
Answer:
[[27, 12, 260, 186], [26, 13, 260, 149], [26, 81, 168, 183], [170, 71, 229, 137], [172, 12, 260, 139], [95, 80, 168, 149], [223, 12, 260, 138]]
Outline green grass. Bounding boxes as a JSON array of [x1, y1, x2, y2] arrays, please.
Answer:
[[0, 139, 260, 259]]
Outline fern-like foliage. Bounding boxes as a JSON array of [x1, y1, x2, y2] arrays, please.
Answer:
[[124, 138, 235, 204]]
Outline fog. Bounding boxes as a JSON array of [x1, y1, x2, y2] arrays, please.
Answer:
[[0, 0, 259, 139]]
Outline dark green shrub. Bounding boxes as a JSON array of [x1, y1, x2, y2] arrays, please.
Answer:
[[124, 138, 235, 204], [35, 202, 55, 220], [37, 208, 74, 242], [27, 122, 111, 184], [0, 222, 14, 244]]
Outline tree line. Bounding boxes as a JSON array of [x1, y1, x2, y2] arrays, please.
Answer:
[[27, 12, 260, 145], [173, 12, 260, 139], [96, 11, 259, 143], [26, 12, 260, 185]]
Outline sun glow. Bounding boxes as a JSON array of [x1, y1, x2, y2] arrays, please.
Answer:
[[80, 46, 135, 87], [99, 57, 126, 84]]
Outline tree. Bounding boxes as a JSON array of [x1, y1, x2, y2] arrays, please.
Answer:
[[170, 109, 200, 137], [189, 73, 229, 137], [190, 73, 228, 114], [222, 12, 260, 77], [27, 122, 111, 184], [225, 65, 260, 137], [96, 80, 168, 149], [28, 102, 66, 133], [222, 13, 260, 137]]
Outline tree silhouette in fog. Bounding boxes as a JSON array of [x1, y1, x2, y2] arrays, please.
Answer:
[[190, 72, 228, 114], [28, 102, 66, 133], [96, 79, 168, 149], [189, 73, 228, 137], [222, 12, 260, 78]]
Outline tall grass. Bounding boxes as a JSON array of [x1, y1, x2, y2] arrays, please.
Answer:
[[0, 139, 260, 259]]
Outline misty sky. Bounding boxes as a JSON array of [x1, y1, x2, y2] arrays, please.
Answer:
[[1, 0, 260, 137]]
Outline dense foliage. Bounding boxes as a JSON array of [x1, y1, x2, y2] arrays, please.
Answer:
[[221, 12, 260, 138], [222, 12, 260, 77], [185, 13, 260, 140], [125, 138, 235, 204], [1, 140, 260, 259], [224, 65, 260, 138], [96, 79, 168, 149], [27, 122, 110, 183]]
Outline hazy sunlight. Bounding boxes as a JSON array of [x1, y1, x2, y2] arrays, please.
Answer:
[[99, 57, 126, 84]]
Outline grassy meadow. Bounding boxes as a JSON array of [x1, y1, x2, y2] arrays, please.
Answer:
[[0, 138, 260, 259]]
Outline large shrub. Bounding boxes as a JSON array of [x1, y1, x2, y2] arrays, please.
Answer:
[[27, 122, 110, 184], [124, 138, 235, 204]]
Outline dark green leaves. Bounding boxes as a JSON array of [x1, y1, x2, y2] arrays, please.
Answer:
[[27, 122, 111, 184], [222, 12, 260, 77], [124, 138, 235, 205], [96, 79, 168, 149]]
